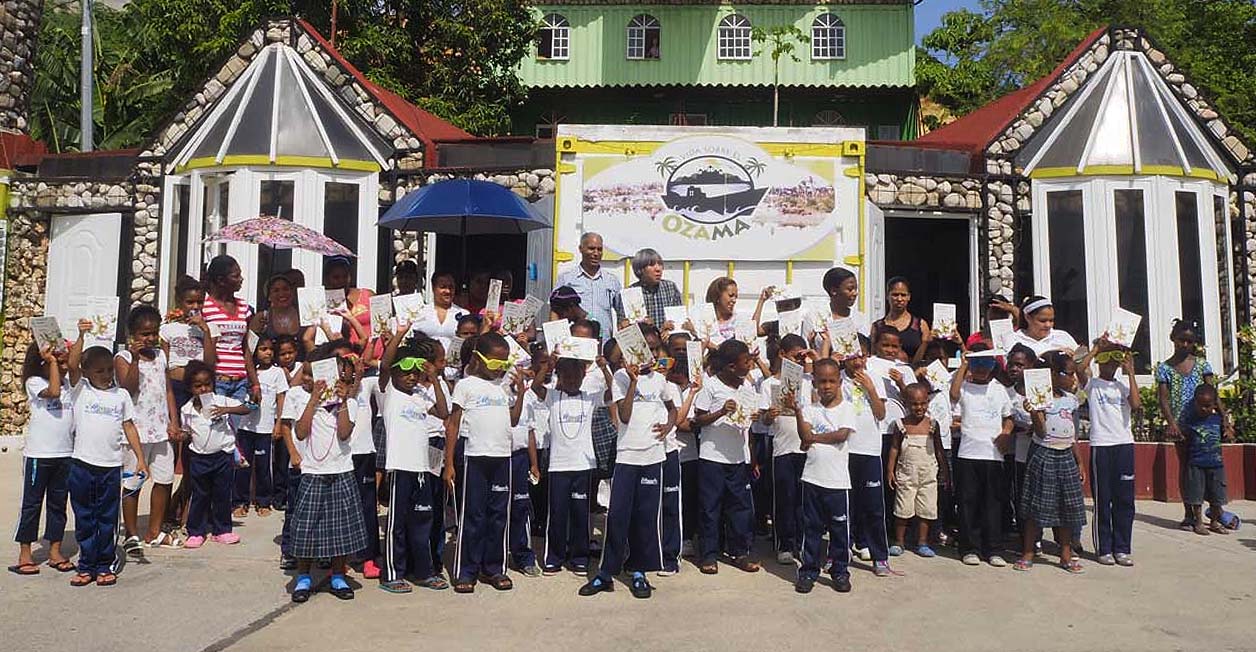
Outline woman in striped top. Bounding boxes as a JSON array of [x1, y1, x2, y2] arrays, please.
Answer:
[[203, 255, 256, 402]]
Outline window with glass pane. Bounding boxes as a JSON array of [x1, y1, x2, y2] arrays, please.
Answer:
[[717, 14, 752, 60], [811, 14, 846, 59], [173, 184, 190, 288], [1046, 190, 1088, 342], [1113, 189, 1152, 372], [627, 14, 660, 60], [258, 180, 294, 300], [203, 179, 230, 264], [538, 14, 570, 60], [324, 182, 360, 260], [1214, 195, 1233, 371], [1175, 191, 1205, 340]]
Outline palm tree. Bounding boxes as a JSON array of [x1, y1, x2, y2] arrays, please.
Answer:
[[745, 157, 767, 177], [654, 156, 678, 178]]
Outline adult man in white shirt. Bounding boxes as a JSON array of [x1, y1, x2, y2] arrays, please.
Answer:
[[555, 233, 622, 342]]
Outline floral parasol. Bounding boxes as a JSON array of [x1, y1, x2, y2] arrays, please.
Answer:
[[203, 216, 356, 257]]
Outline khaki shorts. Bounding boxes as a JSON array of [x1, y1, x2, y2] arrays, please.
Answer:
[[893, 441, 939, 520], [124, 441, 176, 488]]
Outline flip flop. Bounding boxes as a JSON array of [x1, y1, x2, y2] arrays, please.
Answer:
[[47, 560, 76, 573], [728, 556, 761, 573], [96, 572, 117, 586], [70, 572, 95, 587], [7, 563, 40, 576]]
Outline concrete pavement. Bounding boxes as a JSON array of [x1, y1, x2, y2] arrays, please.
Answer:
[[1, 449, 1253, 652]]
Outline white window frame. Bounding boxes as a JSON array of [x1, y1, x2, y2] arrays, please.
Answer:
[[538, 14, 570, 61], [159, 167, 379, 308], [627, 14, 660, 60], [811, 14, 846, 60], [1031, 176, 1229, 374], [717, 14, 752, 61]]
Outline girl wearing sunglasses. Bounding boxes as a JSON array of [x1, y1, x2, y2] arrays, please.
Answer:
[[1076, 339, 1140, 567], [444, 334, 527, 593]]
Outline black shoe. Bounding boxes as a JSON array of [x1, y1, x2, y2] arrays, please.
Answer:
[[578, 576, 614, 596], [279, 555, 298, 570], [291, 588, 311, 603], [794, 576, 815, 594], [329, 585, 355, 600], [833, 573, 852, 593], [568, 561, 589, 576], [630, 573, 652, 599]]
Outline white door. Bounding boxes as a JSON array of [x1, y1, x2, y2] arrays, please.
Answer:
[[46, 213, 122, 336]]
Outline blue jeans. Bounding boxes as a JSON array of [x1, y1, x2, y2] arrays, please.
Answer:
[[215, 376, 250, 403]]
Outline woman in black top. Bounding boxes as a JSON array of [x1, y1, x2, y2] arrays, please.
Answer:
[[871, 277, 932, 364]]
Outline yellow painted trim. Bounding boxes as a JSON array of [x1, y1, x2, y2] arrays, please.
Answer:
[[556, 136, 851, 159], [727, 261, 734, 278], [179, 155, 380, 172], [552, 144, 564, 287], [785, 260, 793, 284], [1029, 164, 1221, 181], [557, 161, 577, 175], [683, 261, 691, 306], [624, 258, 631, 286]]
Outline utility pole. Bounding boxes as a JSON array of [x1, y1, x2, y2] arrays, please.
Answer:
[[80, 0, 92, 151]]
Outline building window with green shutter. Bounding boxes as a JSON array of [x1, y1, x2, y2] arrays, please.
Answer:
[[538, 14, 570, 60], [627, 14, 660, 60], [717, 14, 752, 61]]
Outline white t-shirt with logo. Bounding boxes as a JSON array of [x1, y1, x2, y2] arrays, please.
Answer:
[[695, 375, 763, 464], [612, 369, 672, 466], [800, 402, 856, 490], [927, 388, 955, 451], [955, 381, 1014, 461], [239, 365, 288, 434], [381, 382, 438, 473], [71, 381, 136, 467], [544, 387, 603, 472], [1085, 377, 1134, 447], [182, 394, 242, 455], [281, 385, 357, 475], [25, 376, 75, 458], [451, 375, 513, 458], [841, 373, 883, 457]]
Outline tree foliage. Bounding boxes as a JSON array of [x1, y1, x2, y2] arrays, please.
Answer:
[[917, 0, 1256, 141], [30, 0, 538, 151]]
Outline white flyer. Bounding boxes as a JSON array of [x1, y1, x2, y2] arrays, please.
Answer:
[[621, 286, 648, 323], [74, 296, 119, 347], [690, 304, 716, 339], [777, 309, 804, 337], [501, 301, 533, 334], [780, 358, 804, 396], [392, 293, 429, 325], [933, 303, 957, 339], [198, 394, 219, 422], [564, 336, 599, 362], [686, 340, 704, 381], [523, 294, 545, 317], [726, 383, 760, 428], [1023, 368, 1053, 411], [924, 360, 950, 391], [542, 319, 573, 355], [989, 318, 1015, 350], [663, 305, 687, 328], [446, 336, 465, 370], [1104, 308, 1142, 348], [615, 323, 655, 367], [310, 358, 341, 404], [827, 317, 860, 359], [314, 315, 343, 345], [324, 288, 347, 313], [29, 316, 66, 353], [297, 286, 328, 327], [485, 279, 503, 313], [369, 294, 393, 338], [734, 318, 757, 346]]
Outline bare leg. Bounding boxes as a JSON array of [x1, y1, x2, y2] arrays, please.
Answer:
[[49, 540, 68, 565], [1021, 520, 1039, 562], [1054, 527, 1074, 563], [17, 542, 34, 566], [122, 494, 141, 538], [916, 519, 930, 548], [893, 518, 908, 549], [145, 484, 172, 541]]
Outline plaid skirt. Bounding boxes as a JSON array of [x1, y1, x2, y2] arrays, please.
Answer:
[[592, 407, 617, 477], [1020, 443, 1086, 530], [289, 471, 368, 559]]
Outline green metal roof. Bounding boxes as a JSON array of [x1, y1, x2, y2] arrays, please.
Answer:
[[518, 3, 914, 88]]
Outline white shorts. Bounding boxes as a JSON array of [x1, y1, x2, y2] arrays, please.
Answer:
[[124, 441, 176, 488]]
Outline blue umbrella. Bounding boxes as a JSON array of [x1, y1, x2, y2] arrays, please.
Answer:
[[378, 178, 550, 234]]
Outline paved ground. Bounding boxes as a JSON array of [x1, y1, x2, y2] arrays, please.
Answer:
[[1, 448, 1254, 652]]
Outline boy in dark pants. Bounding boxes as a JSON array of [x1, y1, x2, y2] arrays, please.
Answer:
[[949, 350, 1015, 567]]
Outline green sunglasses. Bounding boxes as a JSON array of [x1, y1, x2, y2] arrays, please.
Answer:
[[474, 350, 514, 372], [392, 357, 429, 372], [1094, 350, 1129, 364]]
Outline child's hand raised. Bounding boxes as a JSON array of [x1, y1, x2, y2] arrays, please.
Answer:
[[77, 318, 93, 334], [39, 345, 57, 363], [625, 362, 640, 380]]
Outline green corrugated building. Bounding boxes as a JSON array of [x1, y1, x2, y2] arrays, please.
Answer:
[[514, 0, 918, 137]]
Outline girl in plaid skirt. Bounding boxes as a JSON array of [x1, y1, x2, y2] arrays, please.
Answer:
[[281, 345, 367, 602], [1016, 351, 1086, 574]]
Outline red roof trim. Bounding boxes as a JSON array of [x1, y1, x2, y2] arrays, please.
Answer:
[[0, 132, 47, 169], [916, 26, 1108, 155], [295, 19, 472, 165]]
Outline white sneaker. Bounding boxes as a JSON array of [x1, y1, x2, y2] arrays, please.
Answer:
[[776, 550, 795, 565], [1114, 553, 1134, 567], [987, 555, 1008, 568], [961, 553, 981, 566], [853, 546, 872, 562], [1096, 554, 1116, 566], [656, 568, 678, 577]]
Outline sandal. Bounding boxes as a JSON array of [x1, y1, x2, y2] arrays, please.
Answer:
[[96, 572, 118, 586], [7, 563, 40, 575], [47, 559, 76, 573], [728, 556, 761, 573], [481, 574, 513, 591], [232, 507, 249, 519], [415, 575, 450, 590], [453, 578, 477, 594], [145, 532, 184, 549], [256, 507, 272, 517], [379, 580, 413, 593], [698, 562, 719, 575], [70, 572, 95, 587], [1060, 559, 1084, 575], [1209, 523, 1231, 535], [1013, 559, 1033, 572]]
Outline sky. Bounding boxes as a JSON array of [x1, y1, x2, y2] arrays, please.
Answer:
[[916, 0, 985, 44]]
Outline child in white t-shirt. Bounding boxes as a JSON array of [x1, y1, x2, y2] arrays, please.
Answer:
[[233, 333, 287, 518], [12, 324, 87, 576], [282, 344, 365, 603], [691, 338, 765, 575], [787, 358, 856, 594], [759, 333, 812, 565], [949, 347, 1014, 567], [377, 327, 450, 593], [841, 336, 891, 573], [68, 345, 149, 587], [531, 353, 612, 575], [664, 332, 703, 566], [180, 360, 250, 548], [1078, 340, 1141, 566], [444, 333, 527, 593]]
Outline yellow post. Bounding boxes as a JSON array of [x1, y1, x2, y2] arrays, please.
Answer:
[[727, 261, 734, 278], [624, 258, 631, 286], [682, 261, 691, 306], [785, 260, 793, 284]]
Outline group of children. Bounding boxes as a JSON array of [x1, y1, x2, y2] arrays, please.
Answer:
[[11, 259, 1238, 600]]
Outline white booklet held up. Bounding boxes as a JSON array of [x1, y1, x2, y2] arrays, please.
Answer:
[[827, 317, 860, 359], [924, 360, 950, 391], [1023, 368, 1053, 411], [485, 279, 503, 314], [1104, 308, 1142, 348], [621, 286, 648, 323], [392, 294, 428, 326], [297, 286, 328, 327], [369, 294, 393, 339], [310, 358, 341, 404], [542, 319, 573, 355], [501, 301, 533, 335], [686, 340, 704, 381], [989, 318, 1014, 351], [615, 323, 655, 367], [663, 305, 687, 328], [933, 303, 957, 339], [780, 358, 804, 396], [29, 316, 66, 353], [565, 337, 599, 362]]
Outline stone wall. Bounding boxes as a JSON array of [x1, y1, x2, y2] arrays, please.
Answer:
[[1244, 173, 1256, 317], [1, 178, 144, 436], [0, 0, 41, 133]]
